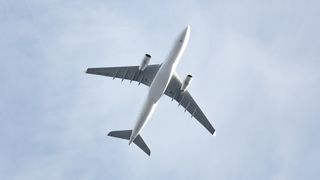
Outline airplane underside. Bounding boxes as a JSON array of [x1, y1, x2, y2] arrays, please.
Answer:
[[86, 25, 215, 156]]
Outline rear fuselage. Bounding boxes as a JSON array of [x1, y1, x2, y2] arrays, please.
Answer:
[[129, 26, 190, 144]]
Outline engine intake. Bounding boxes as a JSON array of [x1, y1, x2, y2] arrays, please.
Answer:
[[139, 54, 151, 71], [180, 74, 192, 92]]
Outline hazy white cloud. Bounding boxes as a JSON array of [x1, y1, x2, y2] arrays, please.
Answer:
[[0, 0, 319, 179]]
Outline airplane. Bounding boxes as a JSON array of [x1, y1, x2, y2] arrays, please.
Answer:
[[86, 25, 215, 156]]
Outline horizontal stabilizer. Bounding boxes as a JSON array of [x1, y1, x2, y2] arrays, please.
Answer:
[[108, 130, 151, 156], [108, 130, 132, 140], [133, 134, 151, 156]]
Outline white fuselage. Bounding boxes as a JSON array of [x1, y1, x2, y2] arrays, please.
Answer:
[[129, 26, 190, 144]]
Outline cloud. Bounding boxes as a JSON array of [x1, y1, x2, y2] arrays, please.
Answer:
[[0, 0, 319, 179]]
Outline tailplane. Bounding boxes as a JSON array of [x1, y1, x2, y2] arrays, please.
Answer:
[[108, 130, 151, 156]]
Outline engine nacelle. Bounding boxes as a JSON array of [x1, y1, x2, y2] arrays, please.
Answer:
[[139, 54, 151, 71], [180, 74, 192, 92]]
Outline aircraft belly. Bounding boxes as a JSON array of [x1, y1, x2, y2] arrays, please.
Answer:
[[130, 97, 158, 142], [148, 63, 174, 102]]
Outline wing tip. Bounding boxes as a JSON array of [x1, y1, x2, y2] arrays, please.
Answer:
[[146, 150, 151, 156], [210, 128, 216, 136]]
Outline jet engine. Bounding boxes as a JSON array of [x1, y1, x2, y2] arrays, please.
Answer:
[[139, 54, 151, 71], [180, 74, 192, 92]]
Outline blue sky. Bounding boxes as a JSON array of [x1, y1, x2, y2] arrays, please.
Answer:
[[1, 0, 319, 179]]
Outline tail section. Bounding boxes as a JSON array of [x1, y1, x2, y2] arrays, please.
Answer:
[[132, 135, 150, 156], [108, 130, 132, 140], [108, 130, 151, 156]]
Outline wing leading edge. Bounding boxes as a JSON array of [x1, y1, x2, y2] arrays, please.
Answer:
[[164, 73, 215, 135], [86, 64, 161, 86]]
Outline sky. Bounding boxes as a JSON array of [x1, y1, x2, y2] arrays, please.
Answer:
[[1, 0, 319, 179]]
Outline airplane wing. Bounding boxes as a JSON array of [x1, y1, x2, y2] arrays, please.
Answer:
[[164, 73, 215, 135], [86, 64, 161, 86]]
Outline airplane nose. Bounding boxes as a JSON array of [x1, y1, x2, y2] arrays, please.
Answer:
[[186, 25, 190, 31], [178, 25, 191, 44], [182, 25, 190, 40], [185, 25, 190, 35]]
